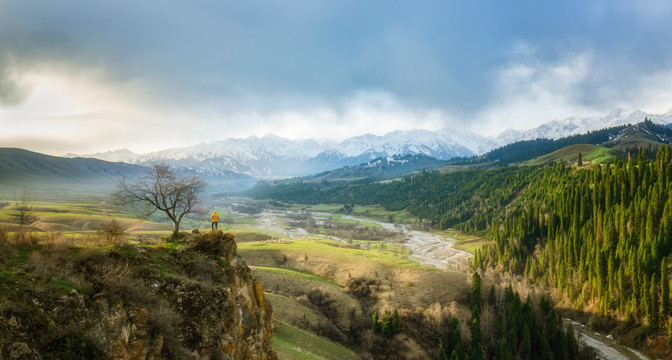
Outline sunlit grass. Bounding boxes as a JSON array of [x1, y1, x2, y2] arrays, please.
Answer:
[[272, 321, 356, 360], [239, 238, 426, 269], [252, 266, 340, 288]]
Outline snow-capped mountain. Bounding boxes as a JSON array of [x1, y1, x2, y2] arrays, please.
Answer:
[[71, 108, 672, 179], [66, 148, 141, 163], [513, 108, 672, 141], [338, 129, 475, 159], [74, 130, 486, 178]]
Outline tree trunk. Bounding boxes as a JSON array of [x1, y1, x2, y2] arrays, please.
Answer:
[[172, 220, 180, 236]]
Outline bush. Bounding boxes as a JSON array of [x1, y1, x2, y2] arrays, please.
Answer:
[[188, 230, 237, 260], [96, 218, 128, 245]]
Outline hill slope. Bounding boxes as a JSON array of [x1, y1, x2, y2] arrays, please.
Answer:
[[0, 148, 257, 197], [0, 148, 147, 196]]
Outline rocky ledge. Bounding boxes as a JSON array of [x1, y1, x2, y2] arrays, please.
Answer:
[[0, 230, 277, 360]]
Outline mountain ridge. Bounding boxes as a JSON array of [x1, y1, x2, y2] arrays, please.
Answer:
[[67, 108, 672, 178]]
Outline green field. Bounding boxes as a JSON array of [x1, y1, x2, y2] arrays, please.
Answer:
[[253, 266, 340, 288], [272, 321, 356, 360], [523, 144, 618, 166], [0, 199, 175, 242], [0, 196, 475, 359]]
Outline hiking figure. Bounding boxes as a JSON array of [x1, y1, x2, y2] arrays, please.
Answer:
[[211, 211, 219, 230]]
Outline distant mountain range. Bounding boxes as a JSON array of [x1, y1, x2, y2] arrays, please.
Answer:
[[69, 131, 488, 178], [68, 108, 672, 179], [511, 108, 672, 141]]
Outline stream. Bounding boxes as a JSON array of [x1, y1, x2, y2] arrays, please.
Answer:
[[250, 209, 651, 360]]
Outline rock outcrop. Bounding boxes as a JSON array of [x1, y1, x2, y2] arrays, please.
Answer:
[[0, 230, 277, 359]]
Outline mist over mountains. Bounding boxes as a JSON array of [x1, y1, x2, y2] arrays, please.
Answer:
[[71, 108, 672, 178]]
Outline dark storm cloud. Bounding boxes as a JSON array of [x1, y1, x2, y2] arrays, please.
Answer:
[[1, 0, 671, 118], [0, 63, 30, 106]]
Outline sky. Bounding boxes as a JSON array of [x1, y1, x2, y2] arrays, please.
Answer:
[[1, 0, 672, 155]]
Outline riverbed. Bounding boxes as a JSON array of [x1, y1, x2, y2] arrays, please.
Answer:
[[250, 209, 650, 360]]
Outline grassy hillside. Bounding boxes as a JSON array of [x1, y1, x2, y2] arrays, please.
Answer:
[[0, 148, 147, 197], [524, 144, 619, 166], [272, 321, 356, 360], [237, 237, 473, 360]]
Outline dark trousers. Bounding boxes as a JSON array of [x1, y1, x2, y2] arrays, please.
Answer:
[[212, 222, 218, 230]]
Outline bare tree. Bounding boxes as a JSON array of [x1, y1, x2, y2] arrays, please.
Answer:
[[14, 188, 36, 226], [113, 163, 206, 237]]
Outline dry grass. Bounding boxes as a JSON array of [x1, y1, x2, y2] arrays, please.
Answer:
[[252, 267, 363, 333], [238, 237, 475, 359], [96, 218, 128, 246], [0, 226, 40, 247]]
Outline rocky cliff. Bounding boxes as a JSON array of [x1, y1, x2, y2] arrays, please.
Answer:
[[0, 230, 277, 359]]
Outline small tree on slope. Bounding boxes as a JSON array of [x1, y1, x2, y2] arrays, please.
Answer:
[[114, 163, 206, 237]]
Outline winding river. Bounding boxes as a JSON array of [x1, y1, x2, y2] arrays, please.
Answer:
[[250, 209, 651, 360]]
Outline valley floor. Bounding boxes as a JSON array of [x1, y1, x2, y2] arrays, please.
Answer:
[[0, 198, 658, 359], [235, 204, 653, 360]]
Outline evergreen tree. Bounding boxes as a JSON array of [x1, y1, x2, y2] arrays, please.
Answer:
[[577, 152, 583, 166], [392, 309, 402, 334], [521, 323, 531, 360], [471, 272, 482, 317], [449, 349, 460, 360], [438, 345, 448, 360], [488, 284, 496, 307], [650, 274, 660, 328], [566, 325, 578, 360], [662, 260, 670, 318], [470, 318, 482, 360]]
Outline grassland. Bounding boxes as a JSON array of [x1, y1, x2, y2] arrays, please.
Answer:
[[272, 321, 357, 360], [523, 144, 618, 166], [0, 199, 173, 239], [0, 195, 477, 359], [435, 230, 487, 255], [238, 235, 473, 360]]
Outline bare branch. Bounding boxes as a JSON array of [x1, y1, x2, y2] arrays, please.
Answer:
[[112, 163, 206, 236], [14, 188, 37, 226]]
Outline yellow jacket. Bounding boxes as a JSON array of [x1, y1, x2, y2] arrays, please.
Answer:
[[211, 211, 219, 222]]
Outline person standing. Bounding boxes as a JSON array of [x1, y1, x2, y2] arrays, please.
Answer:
[[211, 210, 219, 230]]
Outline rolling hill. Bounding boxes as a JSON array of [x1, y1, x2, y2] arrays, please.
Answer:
[[307, 154, 444, 183], [0, 148, 148, 196], [0, 148, 256, 198], [455, 119, 672, 167]]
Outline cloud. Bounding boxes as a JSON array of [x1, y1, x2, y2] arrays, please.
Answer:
[[2, 1, 672, 153], [476, 43, 672, 135], [0, 60, 32, 106], [217, 91, 452, 141]]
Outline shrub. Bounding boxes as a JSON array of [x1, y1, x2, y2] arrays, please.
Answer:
[[188, 230, 237, 260], [96, 218, 128, 246]]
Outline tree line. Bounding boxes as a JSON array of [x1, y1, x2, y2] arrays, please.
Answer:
[[475, 147, 672, 333]]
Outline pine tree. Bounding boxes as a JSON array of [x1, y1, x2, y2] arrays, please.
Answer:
[[662, 260, 670, 318], [392, 309, 402, 334], [372, 311, 379, 332], [521, 323, 531, 360], [471, 272, 482, 317], [448, 349, 460, 360], [488, 284, 496, 307], [438, 345, 448, 360], [566, 325, 578, 360], [577, 152, 583, 166], [650, 274, 660, 328], [470, 318, 482, 360]]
